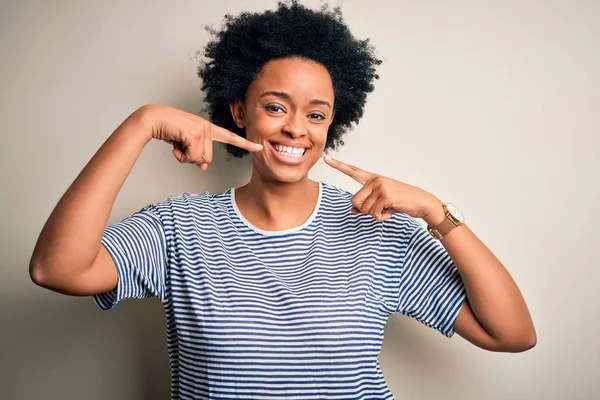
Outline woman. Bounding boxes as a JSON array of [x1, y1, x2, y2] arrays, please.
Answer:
[[29, 1, 536, 399]]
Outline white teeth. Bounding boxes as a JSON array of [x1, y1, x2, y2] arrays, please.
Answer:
[[274, 144, 306, 157]]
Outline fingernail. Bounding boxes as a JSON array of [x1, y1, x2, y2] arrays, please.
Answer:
[[323, 155, 331, 161]]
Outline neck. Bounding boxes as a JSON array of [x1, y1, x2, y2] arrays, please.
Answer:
[[235, 173, 319, 231]]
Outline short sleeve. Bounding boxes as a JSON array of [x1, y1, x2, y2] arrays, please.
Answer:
[[396, 218, 467, 338], [93, 204, 168, 311]]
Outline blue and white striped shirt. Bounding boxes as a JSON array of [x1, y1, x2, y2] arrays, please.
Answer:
[[94, 181, 466, 399]]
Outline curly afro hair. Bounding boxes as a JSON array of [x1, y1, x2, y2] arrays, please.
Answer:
[[197, 0, 382, 158]]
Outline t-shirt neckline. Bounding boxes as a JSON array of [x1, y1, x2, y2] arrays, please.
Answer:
[[230, 181, 323, 236]]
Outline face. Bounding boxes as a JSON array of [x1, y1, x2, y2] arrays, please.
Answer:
[[230, 57, 335, 184]]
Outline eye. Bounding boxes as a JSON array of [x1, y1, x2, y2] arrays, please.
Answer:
[[265, 104, 285, 113], [309, 113, 326, 121]]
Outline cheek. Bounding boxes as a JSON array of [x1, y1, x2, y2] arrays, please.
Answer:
[[246, 113, 281, 139], [311, 126, 329, 148]]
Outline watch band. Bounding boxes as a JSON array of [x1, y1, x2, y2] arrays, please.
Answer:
[[427, 203, 463, 240]]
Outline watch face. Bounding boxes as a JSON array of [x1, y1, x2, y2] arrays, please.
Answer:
[[446, 203, 465, 223]]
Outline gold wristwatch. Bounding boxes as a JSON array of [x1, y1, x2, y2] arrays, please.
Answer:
[[427, 203, 465, 240]]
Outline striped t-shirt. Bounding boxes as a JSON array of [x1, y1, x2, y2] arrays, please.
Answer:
[[94, 180, 467, 400]]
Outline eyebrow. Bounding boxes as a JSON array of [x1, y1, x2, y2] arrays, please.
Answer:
[[260, 91, 332, 110]]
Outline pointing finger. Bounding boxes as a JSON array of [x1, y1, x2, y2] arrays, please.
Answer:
[[211, 124, 263, 152], [323, 155, 373, 185]]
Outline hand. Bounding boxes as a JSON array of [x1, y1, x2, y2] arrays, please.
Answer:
[[137, 104, 263, 171], [323, 155, 443, 224]]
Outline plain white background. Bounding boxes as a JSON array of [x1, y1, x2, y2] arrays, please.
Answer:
[[1, 0, 598, 399]]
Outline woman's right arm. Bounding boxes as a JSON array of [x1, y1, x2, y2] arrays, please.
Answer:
[[29, 104, 262, 296], [28, 106, 154, 295]]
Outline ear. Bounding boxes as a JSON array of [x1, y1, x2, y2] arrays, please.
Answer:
[[229, 99, 245, 129]]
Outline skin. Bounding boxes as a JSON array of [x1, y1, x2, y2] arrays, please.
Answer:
[[229, 57, 537, 352]]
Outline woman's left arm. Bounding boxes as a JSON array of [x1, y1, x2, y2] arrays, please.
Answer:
[[323, 155, 537, 353], [423, 203, 537, 352]]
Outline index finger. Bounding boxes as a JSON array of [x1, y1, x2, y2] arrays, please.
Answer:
[[211, 124, 263, 152], [323, 155, 372, 185]]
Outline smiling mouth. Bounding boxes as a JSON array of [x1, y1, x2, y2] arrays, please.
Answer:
[[267, 141, 310, 164]]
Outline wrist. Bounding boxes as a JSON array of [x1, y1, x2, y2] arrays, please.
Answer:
[[424, 198, 446, 227], [131, 104, 157, 143]]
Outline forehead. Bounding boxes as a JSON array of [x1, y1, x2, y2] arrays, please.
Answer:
[[248, 58, 334, 101]]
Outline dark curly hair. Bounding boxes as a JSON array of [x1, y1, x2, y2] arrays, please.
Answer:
[[197, 0, 382, 158]]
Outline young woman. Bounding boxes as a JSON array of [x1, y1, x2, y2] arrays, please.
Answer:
[[29, 2, 536, 399]]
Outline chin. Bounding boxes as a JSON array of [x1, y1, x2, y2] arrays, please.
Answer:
[[266, 168, 310, 184]]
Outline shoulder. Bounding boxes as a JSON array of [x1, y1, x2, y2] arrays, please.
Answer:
[[140, 188, 233, 221], [320, 180, 419, 235], [319, 181, 353, 204]]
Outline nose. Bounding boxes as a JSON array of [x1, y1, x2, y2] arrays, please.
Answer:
[[282, 112, 307, 138]]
